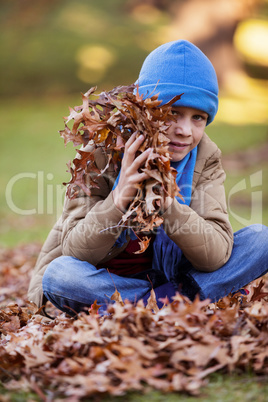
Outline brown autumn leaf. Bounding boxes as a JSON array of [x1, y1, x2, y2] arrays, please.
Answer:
[[89, 299, 102, 316], [134, 235, 151, 254], [248, 278, 268, 302], [110, 289, 124, 306], [145, 288, 159, 313]]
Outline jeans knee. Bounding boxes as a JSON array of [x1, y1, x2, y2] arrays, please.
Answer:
[[250, 224, 268, 245], [249, 224, 267, 233], [42, 256, 75, 292], [235, 224, 268, 242]]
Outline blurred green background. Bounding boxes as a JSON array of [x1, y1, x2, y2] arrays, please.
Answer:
[[0, 0, 268, 247]]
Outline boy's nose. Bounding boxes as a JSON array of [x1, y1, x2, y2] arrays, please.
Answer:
[[174, 118, 192, 136]]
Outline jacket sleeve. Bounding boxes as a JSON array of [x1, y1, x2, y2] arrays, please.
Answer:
[[61, 147, 125, 266], [161, 149, 233, 272]]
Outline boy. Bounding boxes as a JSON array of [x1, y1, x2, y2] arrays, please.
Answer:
[[28, 40, 268, 314]]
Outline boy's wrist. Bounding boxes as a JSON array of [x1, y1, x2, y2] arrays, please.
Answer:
[[163, 196, 173, 211], [112, 188, 126, 213]]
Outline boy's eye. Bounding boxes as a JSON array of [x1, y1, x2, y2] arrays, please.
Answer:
[[193, 114, 206, 121], [171, 110, 180, 116]]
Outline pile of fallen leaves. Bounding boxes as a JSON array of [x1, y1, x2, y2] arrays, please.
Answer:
[[0, 244, 41, 308], [1, 245, 268, 399], [60, 85, 182, 235]]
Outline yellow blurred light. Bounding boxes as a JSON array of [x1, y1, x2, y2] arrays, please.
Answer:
[[76, 45, 115, 83], [224, 71, 268, 102], [76, 45, 115, 71], [216, 97, 268, 125], [234, 19, 268, 66]]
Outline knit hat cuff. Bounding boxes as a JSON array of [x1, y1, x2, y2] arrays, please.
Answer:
[[137, 83, 219, 125]]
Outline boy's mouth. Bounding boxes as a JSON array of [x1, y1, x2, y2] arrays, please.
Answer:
[[169, 141, 190, 150]]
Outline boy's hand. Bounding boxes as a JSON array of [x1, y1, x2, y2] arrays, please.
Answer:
[[112, 134, 151, 212]]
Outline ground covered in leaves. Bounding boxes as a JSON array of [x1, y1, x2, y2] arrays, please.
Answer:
[[0, 244, 268, 401]]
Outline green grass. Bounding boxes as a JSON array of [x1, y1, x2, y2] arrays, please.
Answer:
[[99, 373, 268, 402], [222, 165, 268, 232], [0, 96, 267, 246], [206, 122, 268, 155], [0, 95, 77, 246], [1, 373, 268, 401]]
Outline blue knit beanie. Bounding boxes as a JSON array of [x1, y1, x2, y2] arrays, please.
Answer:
[[135, 40, 219, 125]]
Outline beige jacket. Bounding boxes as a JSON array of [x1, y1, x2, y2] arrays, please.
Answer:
[[28, 134, 233, 307]]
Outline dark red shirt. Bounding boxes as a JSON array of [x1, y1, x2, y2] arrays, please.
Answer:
[[100, 235, 154, 276]]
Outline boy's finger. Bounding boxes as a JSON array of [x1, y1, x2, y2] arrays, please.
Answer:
[[125, 133, 141, 149], [123, 135, 146, 166], [129, 171, 150, 186], [132, 147, 152, 169], [126, 134, 145, 154], [138, 171, 151, 182]]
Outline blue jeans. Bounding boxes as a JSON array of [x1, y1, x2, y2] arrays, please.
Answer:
[[42, 224, 268, 315]]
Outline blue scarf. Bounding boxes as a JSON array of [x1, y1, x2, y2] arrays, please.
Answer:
[[112, 146, 197, 248]]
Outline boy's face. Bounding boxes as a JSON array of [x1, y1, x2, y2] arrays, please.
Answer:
[[165, 106, 208, 162]]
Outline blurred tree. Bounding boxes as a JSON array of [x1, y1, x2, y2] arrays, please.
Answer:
[[0, 0, 64, 28], [0, 0, 155, 97], [0, 0, 266, 98], [126, 0, 266, 85]]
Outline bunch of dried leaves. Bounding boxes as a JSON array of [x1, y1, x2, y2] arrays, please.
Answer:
[[1, 245, 268, 400], [60, 85, 182, 234]]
